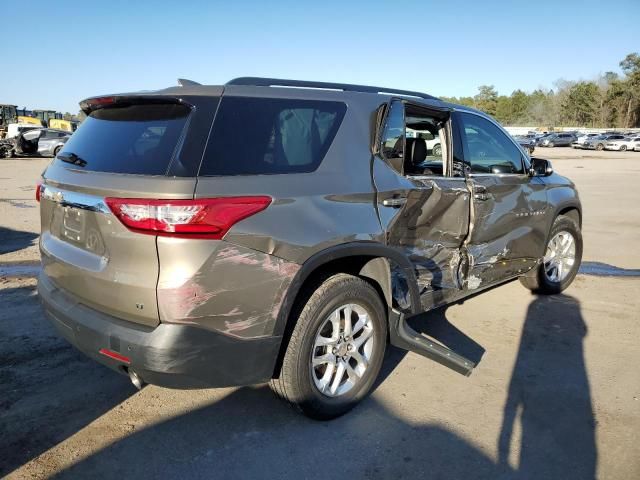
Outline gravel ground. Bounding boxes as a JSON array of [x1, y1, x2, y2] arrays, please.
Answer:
[[1, 148, 639, 479]]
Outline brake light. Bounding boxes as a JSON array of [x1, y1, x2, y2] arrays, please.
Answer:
[[36, 182, 42, 202], [104, 197, 272, 239]]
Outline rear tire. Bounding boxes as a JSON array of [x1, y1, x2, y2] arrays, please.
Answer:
[[53, 146, 62, 157], [433, 144, 442, 156], [596, 143, 604, 151], [620, 145, 627, 152], [270, 273, 387, 420], [520, 215, 582, 295]]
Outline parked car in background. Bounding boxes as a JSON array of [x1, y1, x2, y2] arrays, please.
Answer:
[[583, 134, 626, 151], [538, 132, 577, 147], [572, 133, 599, 148], [634, 140, 640, 152], [37, 129, 71, 157], [514, 135, 535, 154], [605, 136, 640, 151], [535, 133, 551, 144]]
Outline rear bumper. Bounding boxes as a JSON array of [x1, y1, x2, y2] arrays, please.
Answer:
[[38, 273, 282, 389]]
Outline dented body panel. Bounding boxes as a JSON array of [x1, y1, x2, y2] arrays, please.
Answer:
[[157, 239, 299, 339], [464, 174, 548, 288]]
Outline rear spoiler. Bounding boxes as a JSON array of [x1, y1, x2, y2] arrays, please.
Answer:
[[79, 95, 187, 115]]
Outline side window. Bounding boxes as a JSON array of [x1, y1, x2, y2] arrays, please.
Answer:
[[380, 100, 405, 174], [459, 112, 524, 174], [200, 97, 346, 176]]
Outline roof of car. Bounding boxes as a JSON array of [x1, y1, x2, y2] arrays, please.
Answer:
[[82, 77, 494, 118]]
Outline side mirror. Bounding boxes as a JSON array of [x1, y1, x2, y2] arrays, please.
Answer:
[[529, 157, 553, 177]]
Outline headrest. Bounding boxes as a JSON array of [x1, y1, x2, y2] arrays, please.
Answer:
[[411, 137, 427, 164]]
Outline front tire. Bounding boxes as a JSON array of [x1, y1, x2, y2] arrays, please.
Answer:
[[620, 145, 627, 152], [596, 143, 604, 151], [271, 273, 387, 420], [433, 144, 442, 156], [520, 215, 582, 294]]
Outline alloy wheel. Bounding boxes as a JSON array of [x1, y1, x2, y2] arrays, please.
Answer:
[[311, 303, 375, 397], [543, 230, 576, 283]]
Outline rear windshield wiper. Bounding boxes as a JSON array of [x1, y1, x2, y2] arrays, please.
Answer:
[[57, 152, 87, 167]]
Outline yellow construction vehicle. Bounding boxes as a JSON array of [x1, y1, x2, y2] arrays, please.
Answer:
[[49, 118, 78, 132], [0, 104, 18, 138], [18, 116, 42, 126]]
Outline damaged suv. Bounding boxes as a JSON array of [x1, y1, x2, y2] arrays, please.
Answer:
[[38, 78, 582, 419]]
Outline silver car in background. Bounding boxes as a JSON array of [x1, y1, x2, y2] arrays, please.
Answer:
[[37, 129, 71, 157], [572, 133, 599, 148], [583, 134, 626, 151], [538, 132, 577, 147]]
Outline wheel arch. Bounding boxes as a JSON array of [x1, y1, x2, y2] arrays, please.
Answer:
[[558, 205, 581, 227], [271, 242, 421, 377]]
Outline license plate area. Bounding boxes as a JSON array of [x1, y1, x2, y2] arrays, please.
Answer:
[[62, 206, 86, 243]]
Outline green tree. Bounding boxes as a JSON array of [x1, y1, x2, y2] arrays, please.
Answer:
[[562, 82, 599, 126], [619, 53, 640, 127], [474, 85, 498, 116]]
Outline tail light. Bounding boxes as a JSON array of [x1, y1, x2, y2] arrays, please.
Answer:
[[104, 196, 271, 239], [36, 182, 42, 202]]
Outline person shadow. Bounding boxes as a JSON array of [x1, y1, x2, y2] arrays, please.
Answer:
[[498, 293, 597, 479]]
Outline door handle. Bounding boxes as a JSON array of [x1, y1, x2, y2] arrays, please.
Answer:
[[473, 186, 490, 201], [382, 196, 407, 208]]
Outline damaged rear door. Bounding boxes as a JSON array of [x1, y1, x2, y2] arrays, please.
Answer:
[[456, 111, 548, 288], [373, 100, 471, 310]]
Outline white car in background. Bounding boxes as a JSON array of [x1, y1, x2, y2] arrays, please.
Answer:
[[634, 140, 640, 152], [605, 136, 640, 151]]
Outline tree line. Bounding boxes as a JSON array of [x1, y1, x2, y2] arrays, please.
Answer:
[[441, 53, 640, 128]]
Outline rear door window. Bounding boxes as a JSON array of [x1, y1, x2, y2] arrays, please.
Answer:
[[199, 97, 346, 176], [57, 103, 191, 175]]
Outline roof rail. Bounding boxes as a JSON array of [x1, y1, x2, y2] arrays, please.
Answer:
[[226, 77, 438, 101], [177, 78, 201, 87]]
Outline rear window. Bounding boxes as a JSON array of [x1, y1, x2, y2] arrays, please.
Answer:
[[199, 96, 346, 176], [57, 103, 191, 175]]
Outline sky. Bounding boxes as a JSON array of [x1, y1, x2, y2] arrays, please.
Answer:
[[1, 0, 638, 113]]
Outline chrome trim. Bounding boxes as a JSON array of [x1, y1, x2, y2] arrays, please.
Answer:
[[382, 197, 407, 207], [41, 185, 111, 214]]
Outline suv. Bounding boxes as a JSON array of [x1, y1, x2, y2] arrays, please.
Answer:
[[538, 132, 577, 147], [37, 78, 582, 419]]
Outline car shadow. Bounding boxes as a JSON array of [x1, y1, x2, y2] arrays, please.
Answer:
[[51, 385, 515, 480], [0, 225, 39, 255], [408, 306, 486, 366], [498, 293, 597, 479], [0, 284, 135, 478]]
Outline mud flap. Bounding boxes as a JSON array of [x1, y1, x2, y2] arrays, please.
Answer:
[[388, 309, 475, 376]]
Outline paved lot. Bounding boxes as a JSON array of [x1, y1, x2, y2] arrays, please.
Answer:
[[1, 148, 639, 479]]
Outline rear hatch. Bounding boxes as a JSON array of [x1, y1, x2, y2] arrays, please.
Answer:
[[39, 94, 218, 327]]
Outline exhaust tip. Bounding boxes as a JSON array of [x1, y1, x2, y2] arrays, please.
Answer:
[[128, 369, 145, 390]]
